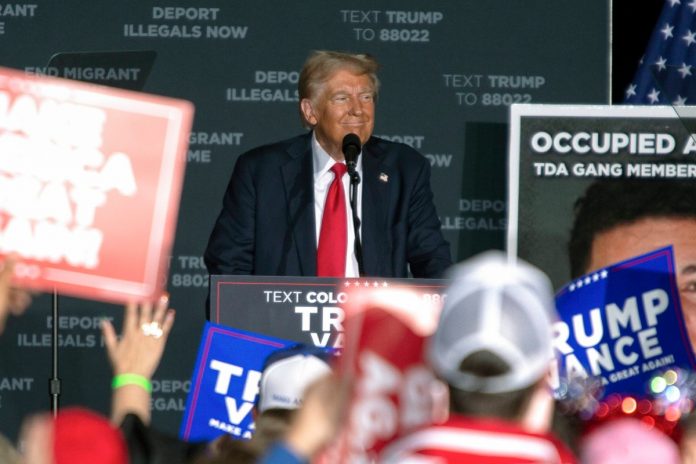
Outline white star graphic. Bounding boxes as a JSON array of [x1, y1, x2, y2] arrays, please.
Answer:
[[689, 0, 696, 12], [679, 62, 693, 78], [576, 280, 584, 288], [661, 23, 674, 39], [600, 270, 608, 278], [674, 95, 688, 105], [655, 56, 668, 71], [683, 29, 696, 46], [569, 283, 576, 292], [592, 273, 599, 282], [625, 84, 637, 98], [669, 0, 682, 6], [647, 88, 661, 103]]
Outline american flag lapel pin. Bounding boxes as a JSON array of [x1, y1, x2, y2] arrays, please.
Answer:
[[379, 172, 388, 183]]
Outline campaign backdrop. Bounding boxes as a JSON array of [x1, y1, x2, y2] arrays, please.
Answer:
[[0, 1, 609, 441]]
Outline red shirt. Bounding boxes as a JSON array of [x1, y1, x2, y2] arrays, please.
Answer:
[[379, 415, 577, 464]]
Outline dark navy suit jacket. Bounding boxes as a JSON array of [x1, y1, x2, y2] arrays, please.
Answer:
[[204, 132, 452, 278]]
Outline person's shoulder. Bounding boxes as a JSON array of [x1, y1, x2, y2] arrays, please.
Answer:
[[237, 133, 310, 165], [365, 136, 426, 168], [366, 135, 423, 157], [365, 136, 427, 164]]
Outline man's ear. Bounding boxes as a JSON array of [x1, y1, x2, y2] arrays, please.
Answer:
[[519, 365, 555, 434], [300, 98, 318, 126]]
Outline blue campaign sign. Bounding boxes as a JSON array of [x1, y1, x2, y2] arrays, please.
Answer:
[[179, 322, 294, 442], [554, 246, 696, 398]]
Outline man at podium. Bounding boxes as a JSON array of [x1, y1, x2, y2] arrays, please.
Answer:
[[204, 50, 451, 280]]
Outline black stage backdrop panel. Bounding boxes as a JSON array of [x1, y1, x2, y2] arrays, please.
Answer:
[[0, 1, 609, 441]]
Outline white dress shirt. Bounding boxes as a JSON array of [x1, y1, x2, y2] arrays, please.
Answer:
[[312, 133, 363, 277]]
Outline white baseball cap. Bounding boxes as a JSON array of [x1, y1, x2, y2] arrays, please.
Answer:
[[257, 346, 334, 413], [428, 251, 556, 394]]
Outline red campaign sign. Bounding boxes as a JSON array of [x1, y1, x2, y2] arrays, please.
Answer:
[[0, 66, 193, 303], [333, 285, 446, 463]]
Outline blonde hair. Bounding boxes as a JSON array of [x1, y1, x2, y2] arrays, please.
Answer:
[[298, 50, 379, 127]]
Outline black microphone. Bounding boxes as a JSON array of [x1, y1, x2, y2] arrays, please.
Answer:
[[341, 133, 364, 276], [342, 133, 361, 172]]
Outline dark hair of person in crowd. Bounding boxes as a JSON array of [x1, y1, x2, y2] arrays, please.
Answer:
[[246, 408, 295, 455], [192, 435, 256, 464], [190, 386, 298, 464], [448, 350, 538, 420], [449, 351, 583, 454], [568, 175, 696, 278], [198, 408, 296, 464]]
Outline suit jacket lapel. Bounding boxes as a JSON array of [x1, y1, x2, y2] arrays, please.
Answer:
[[361, 141, 392, 276], [282, 134, 317, 276]]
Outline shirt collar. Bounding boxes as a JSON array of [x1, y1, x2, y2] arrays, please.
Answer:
[[311, 131, 363, 178]]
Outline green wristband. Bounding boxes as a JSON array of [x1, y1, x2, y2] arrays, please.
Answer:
[[112, 373, 152, 393]]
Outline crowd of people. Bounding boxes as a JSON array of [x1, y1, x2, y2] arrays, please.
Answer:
[[3, 47, 696, 463], [1, 245, 696, 463]]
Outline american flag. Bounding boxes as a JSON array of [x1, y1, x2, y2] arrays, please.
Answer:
[[625, 0, 696, 104]]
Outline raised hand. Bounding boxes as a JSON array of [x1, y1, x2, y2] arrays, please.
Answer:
[[101, 296, 175, 425]]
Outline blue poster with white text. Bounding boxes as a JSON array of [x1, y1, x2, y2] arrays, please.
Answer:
[[554, 246, 696, 398], [179, 322, 294, 442]]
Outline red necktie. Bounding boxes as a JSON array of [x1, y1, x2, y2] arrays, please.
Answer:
[[317, 163, 348, 277]]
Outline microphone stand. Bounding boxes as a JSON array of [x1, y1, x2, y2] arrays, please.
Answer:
[[50, 289, 61, 417], [347, 165, 364, 276]]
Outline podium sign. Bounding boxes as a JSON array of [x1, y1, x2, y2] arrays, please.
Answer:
[[210, 275, 448, 348]]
